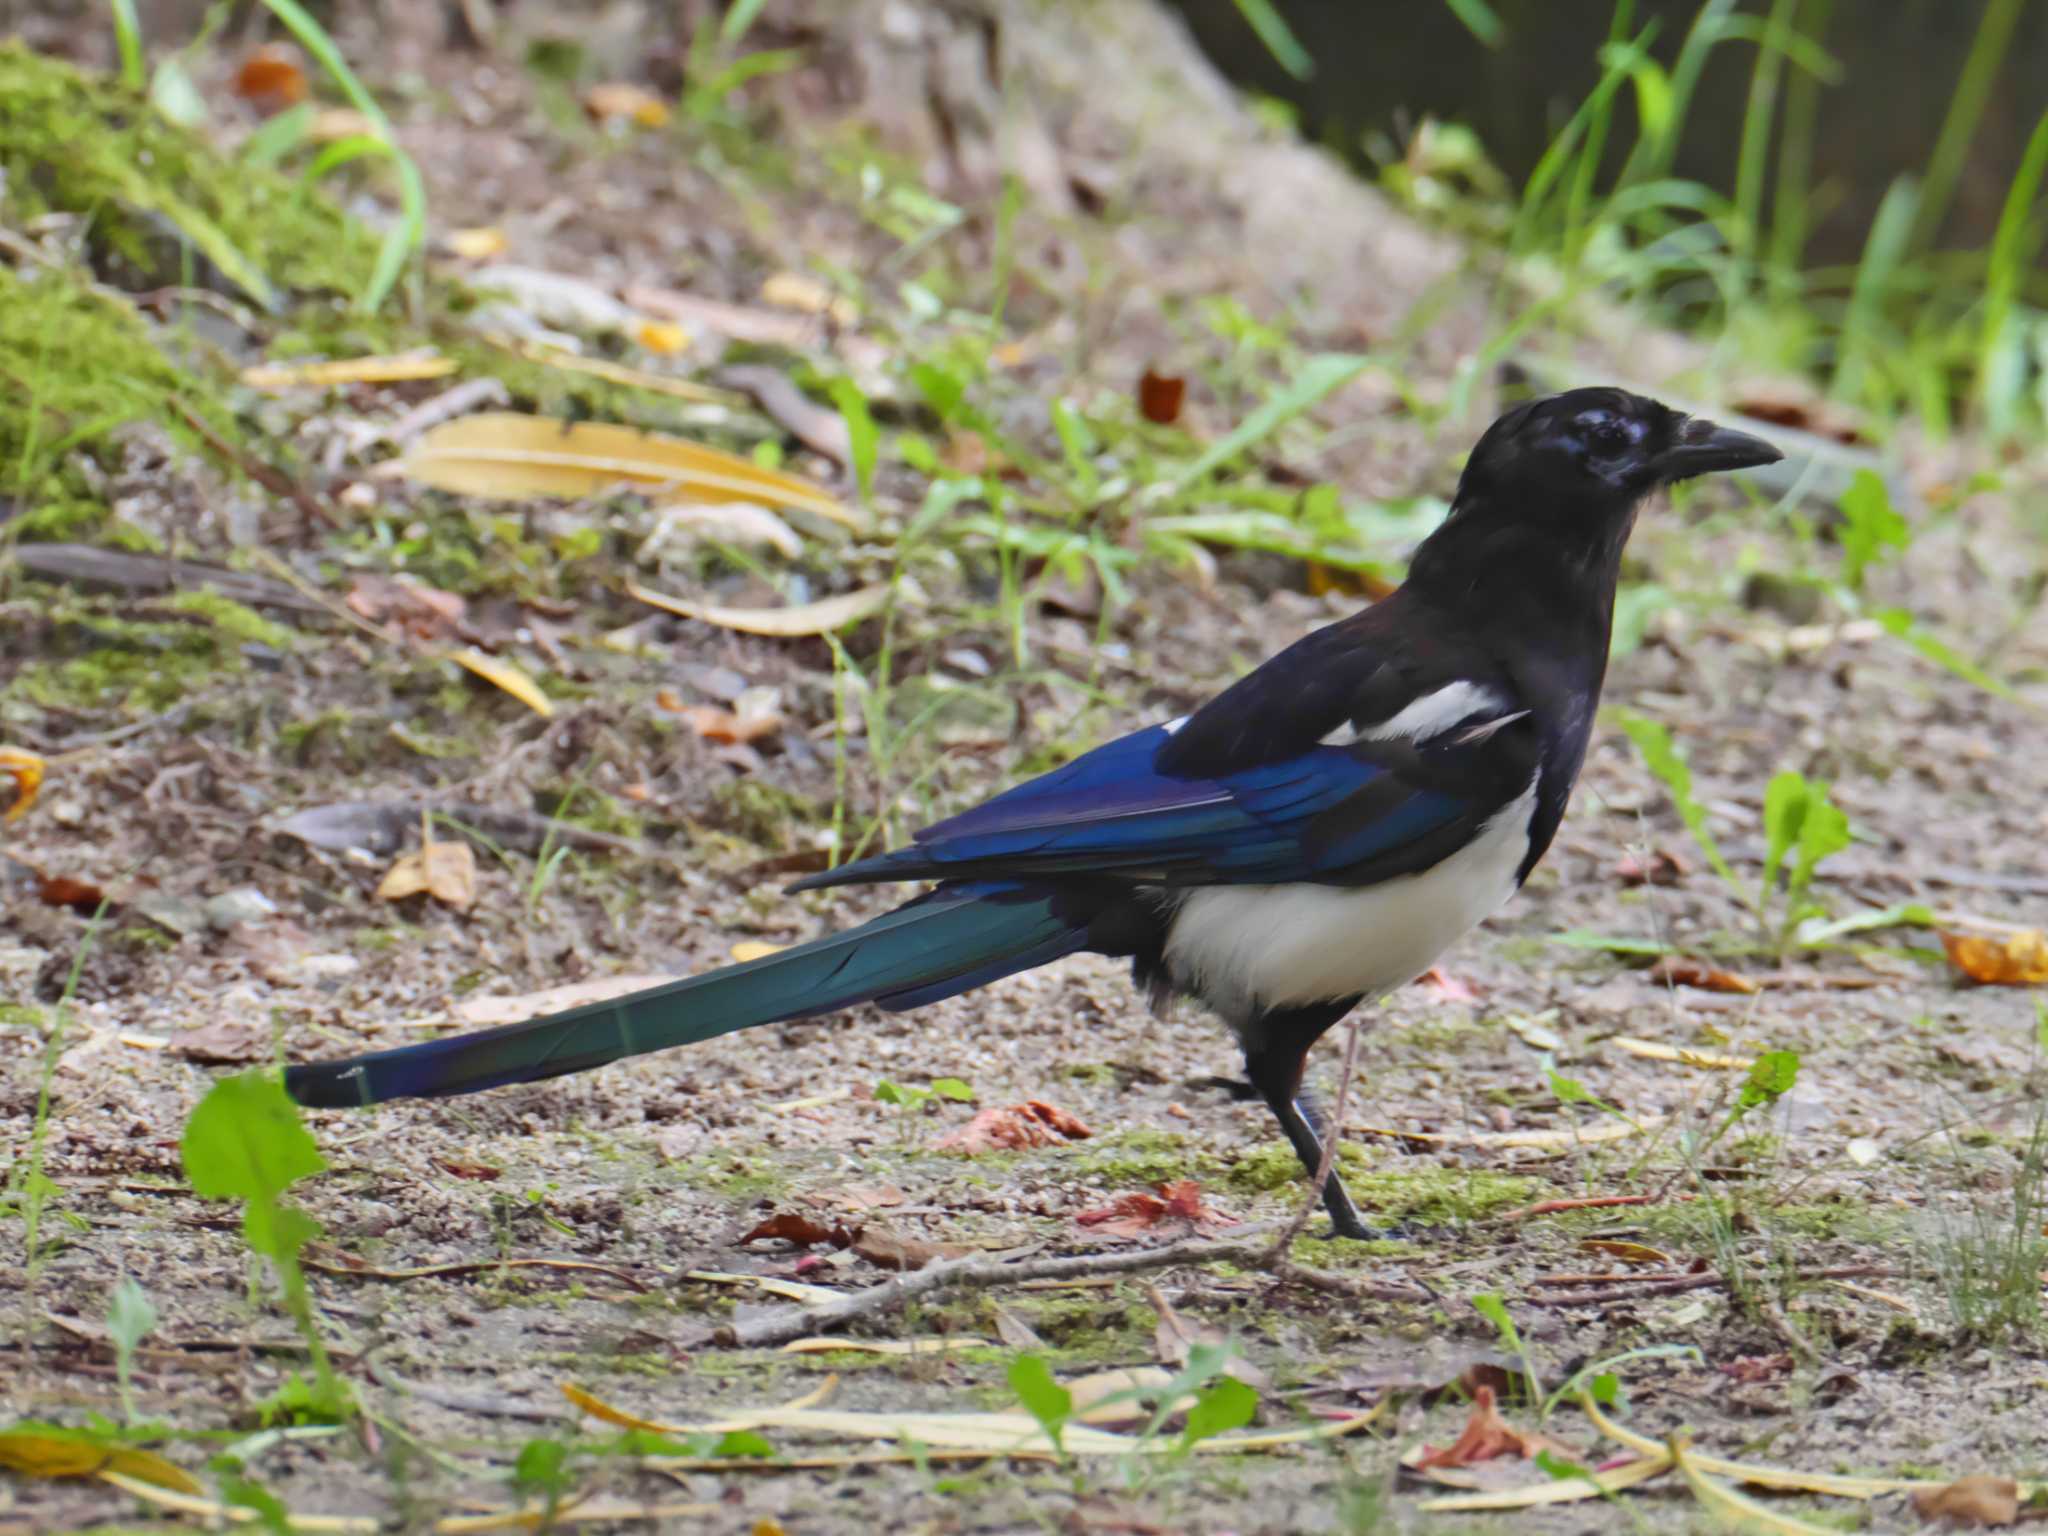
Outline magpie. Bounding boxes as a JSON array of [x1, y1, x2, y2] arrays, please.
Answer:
[[286, 388, 1779, 1239]]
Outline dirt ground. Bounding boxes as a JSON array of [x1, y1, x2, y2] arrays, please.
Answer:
[[4, 3, 2048, 1533]]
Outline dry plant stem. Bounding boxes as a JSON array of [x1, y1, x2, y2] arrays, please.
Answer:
[[708, 1230, 1282, 1350], [1531, 1264, 1904, 1308], [1268, 1015, 1365, 1261]]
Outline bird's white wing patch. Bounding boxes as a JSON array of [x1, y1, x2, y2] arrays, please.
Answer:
[[1164, 777, 1537, 1021], [1320, 680, 1512, 746]]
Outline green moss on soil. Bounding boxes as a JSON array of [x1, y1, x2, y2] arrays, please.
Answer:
[[1228, 1141, 1544, 1224]]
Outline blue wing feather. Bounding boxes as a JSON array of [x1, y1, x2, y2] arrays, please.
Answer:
[[795, 722, 1474, 890]]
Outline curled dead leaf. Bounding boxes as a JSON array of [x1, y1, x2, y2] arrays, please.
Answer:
[[450, 648, 555, 718], [375, 837, 476, 910], [1077, 1180, 1235, 1238], [242, 354, 456, 390], [1910, 1475, 2020, 1528], [630, 580, 890, 638], [1941, 930, 2048, 986], [1614, 848, 1688, 886], [232, 42, 307, 112], [740, 1212, 850, 1249], [1137, 369, 1186, 424], [1, 747, 45, 822], [1410, 1384, 1575, 1471], [1646, 955, 1760, 994], [935, 1100, 1093, 1153], [850, 1228, 975, 1272], [584, 81, 670, 128]]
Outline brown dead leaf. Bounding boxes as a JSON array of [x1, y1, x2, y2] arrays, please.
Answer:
[[38, 873, 109, 913], [1137, 369, 1186, 424], [815, 1183, 906, 1213], [375, 836, 476, 910], [760, 272, 857, 327], [0, 747, 44, 822], [1411, 1385, 1573, 1471], [1147, 1282, 1270, 1388], [1614, 848, 1688, 886], [433, 1157, 503, 1182], [936, 1100, 1093, 1153], [851, 1228, 975, 1272], [740, 1212, 851, 1249], [1646, 955, 1761, 994], [1717, 1353, 1793, 1384], [347, 573, 467, 642], [1304, 562, 1399, 601], [1941, 930, 2048, 986], [167, 1019, 270, 1065], [675, 704, 783, 745], [1076, 1180, 1235, 1238], [584, 81, 670, 128], [1578, 1239, 1672, 1268], [1910, 1475, 2020, 1528], [232, 43, 307, 113]]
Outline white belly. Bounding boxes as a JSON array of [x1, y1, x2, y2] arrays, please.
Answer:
[[1163, 780, 1538, 1022]]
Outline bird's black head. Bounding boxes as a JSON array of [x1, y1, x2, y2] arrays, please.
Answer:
[[1454, 386, 1783, 512]]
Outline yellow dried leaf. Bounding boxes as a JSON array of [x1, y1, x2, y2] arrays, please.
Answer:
[[730, 941, 787, 963], [504, 342, 729, 404], [446, 226, 508, 261], [1610, 1036, 1753, 1071], [98, 1468, 377, 1531], [760, 272, 857, 326], [376, 838, 475, 909], [628, 580, 889, 637], [386, 412, 856, 526], [242, 354, 456, 390], [780, 1336, 989, 1356], [0, 747, 45, 822], [634, 319, 690, 355], [1419, 1452, 1673, 1512], [584, 81, 670, 127], [1942, 930, 2048, 986], [1579, 1239, 1672, 1267], [308, 107, 376, 142], [0, 1431, 203, 1495], [1910, 1475, 2020, 1527], [1669, 1435, 1841, 1535], [449, 648, 555, 718]]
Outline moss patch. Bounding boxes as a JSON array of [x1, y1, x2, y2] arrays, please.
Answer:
[[1229, 1141, 1544, 1224]]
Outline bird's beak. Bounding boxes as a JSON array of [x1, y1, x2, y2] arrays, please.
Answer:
[[1655, 415, 1783, 482]]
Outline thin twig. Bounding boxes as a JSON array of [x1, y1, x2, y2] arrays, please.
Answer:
[[365, 1350, 567, 1424], [1529, 1265, 1905, 1309], [705, 1230, 1281, 1350]]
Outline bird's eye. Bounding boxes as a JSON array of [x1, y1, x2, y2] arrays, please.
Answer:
[[1576, 411, 1635, 454]]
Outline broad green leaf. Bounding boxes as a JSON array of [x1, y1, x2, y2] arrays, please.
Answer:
[[827, 376, 879, 502], [180, 1074, 326, 1216], [1738, 1050, 1801, 1110], [1837, 470, 1910, 589], [1178, 1376, 1257, 1450], [1762, 770, 1808, 897], [1168, 353, 1372, 493], [1007, 1355, 1072, 1452], [930, 1078, 975, 1103]]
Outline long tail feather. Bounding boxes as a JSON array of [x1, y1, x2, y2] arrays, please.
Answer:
[[284, 882, 1084, 1109]]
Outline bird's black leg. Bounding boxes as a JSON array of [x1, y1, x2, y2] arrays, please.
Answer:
[[1241, 995, 1377, 1241]]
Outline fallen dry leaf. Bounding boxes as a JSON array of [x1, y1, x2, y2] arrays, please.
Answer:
[[1411, 1385, 1573, 1471], [231, 42, 307, 112], [584, 81, 670, 128], [167, 1019, 270, 1065], [629, 580, 890, 638], [991, 1304, 1045, 1351], [1941, 930, 2048, 986], [1718, 1353, 1794, 1384], [242, 354, 456, 390], [446, 226, 508, 261], [0, 1428, 202, 1495], [634, 319, 689, 355], [386, 412, 855, 526], [1415, 965, 1479, 1001], [1, 747, 45, 821], [449, 648, 555, 718], [1613, 848, 1688, 886], [433, 1157, 503, 1182], [675, 703, 783, 746], [935, 1100, 1093, 1153], [1578, 1239, 1672, 1268], [813, 1183, 905, 1213], [1910, 1474, 2020, 1528], [1076, 1180, 1235, 1238], [37, 872, 109, 913], [740, 1212, 851, 1249], [851, 1228, 975, 1272], [347, 573, 467, 642], [376, 836, 476, 910], [1646, 955, 1760, 994], [760, 272, 857, 326], [1137, 368, 1186, 424]]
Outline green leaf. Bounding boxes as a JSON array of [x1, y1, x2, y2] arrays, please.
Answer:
[[106, 1277, 156, 1359], [713, 1429, 776, 1458], [1168, 353, 1372, 493], [1228, 0, 1315, 78], [180, 1074, 326, 1222], [1442, 0, 1505, 46], [1761, 770, 1808, 898], [1470, 1292, 1522, 1356], [512, 1436, 575, 1499], [1837, 470, 1910, 590], [1178, 1376, 1258, 1450], [1007, 1355, 1071, 1453], [1616, 713, 1739, 891], [1738, 1049, 1801, 1111], [827, 377, 878, 502], [930, 1078, 975, 1103], [1873, 608, 2018, 700]]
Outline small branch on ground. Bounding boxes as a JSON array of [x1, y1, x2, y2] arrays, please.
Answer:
[[1529, 1265, 1905, 1308]]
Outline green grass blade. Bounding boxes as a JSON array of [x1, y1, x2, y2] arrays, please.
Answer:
[[1975, 106, 2048, 433], [1909, 0, 2025, 253], [1230, 0, 1314, 80], [107, 0, 145, 88], [1166, 353, 1370, 494], [1441, 0, 1504, 48]]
